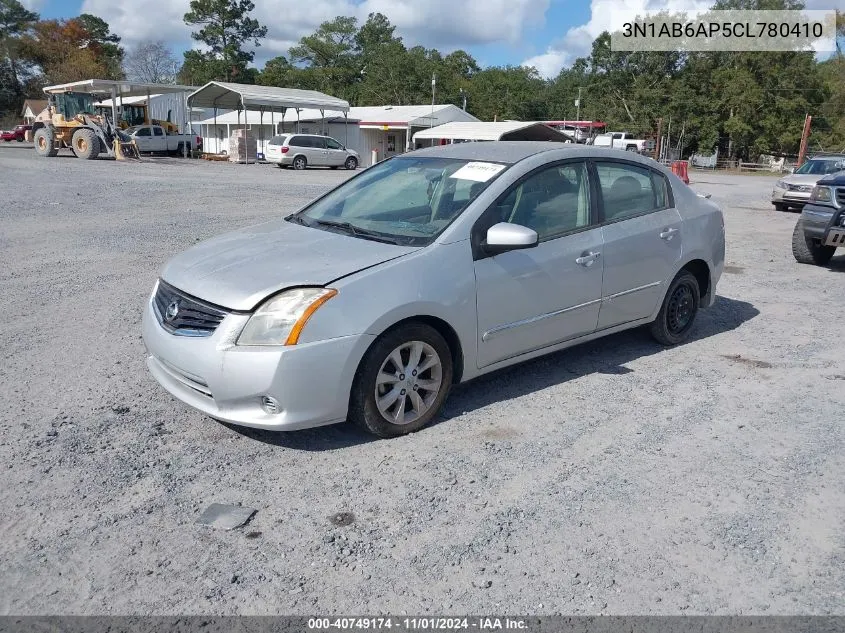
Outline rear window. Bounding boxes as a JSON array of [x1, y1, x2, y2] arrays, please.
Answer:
[[269, 135, 288, 146], [288, 136, 307, 147]]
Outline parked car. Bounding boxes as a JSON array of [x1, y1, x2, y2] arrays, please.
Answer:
[[142, 143, 725, 437], [773, 154, 845, 212], [124, 125, 202, 155], [591, 132, 656, 154], [1, 124, 31, 142], [265, 133, 359, 170], [792, 172, 845, 266]]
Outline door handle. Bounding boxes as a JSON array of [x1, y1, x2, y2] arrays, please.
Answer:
[[575, 251, 601, 267], [659, 227, 679, 240]]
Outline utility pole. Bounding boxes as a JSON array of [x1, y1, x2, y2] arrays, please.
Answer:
[[431, 74, 436, 130], [797, 114, 812, 167], [576, 87, 582, 121], [654, 118, 663, 160], [460, 88, 467, 111]]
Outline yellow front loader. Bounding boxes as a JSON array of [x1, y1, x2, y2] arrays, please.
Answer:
[[33, 92, 140, 160]]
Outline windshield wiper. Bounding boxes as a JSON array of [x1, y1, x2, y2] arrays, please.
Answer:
[[285, 213, 310, 226], [311, 219, 401, 244]]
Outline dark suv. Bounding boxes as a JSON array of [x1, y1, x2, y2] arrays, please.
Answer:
[[792, 172, 845, 266]]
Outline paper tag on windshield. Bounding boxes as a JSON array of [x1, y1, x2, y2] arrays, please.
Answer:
[[450, 162, 505, 182]]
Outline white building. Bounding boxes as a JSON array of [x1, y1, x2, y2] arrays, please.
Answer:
[[193, 104, 480, 167]]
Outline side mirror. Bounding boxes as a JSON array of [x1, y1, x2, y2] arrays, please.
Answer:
[[483, 222, 539, 255]]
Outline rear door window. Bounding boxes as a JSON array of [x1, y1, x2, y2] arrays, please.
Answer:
[[153, 127, 163, 137], [135, 127, 151, 137], [595, 161, 664, 222], [288, 136, 306, 147]]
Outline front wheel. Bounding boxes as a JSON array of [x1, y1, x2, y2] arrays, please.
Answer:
[[33, 127, 58, 157], [292, 155, 307, 170], [650, 271, 700, 346], [349, 323, 453, 438], [792, 220, 835, 266], [344, 156, 358, 170], [72, 128, 98, 160]]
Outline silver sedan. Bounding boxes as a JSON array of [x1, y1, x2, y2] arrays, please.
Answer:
[[142, 143, 725, 438]]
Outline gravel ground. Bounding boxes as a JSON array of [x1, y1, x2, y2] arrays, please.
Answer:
[[1, 145, 844, 616]]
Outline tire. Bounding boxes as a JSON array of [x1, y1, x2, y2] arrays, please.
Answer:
[[16, 137, 23, 142], [774, 203, 788, 212], [792, 220, 835, 266], [349, 323, 453, 438], [625, 145, 638, 152], [71, 128, 98, 160], [650, 271, 700, 346], [292, 155, 307, 170], [345, 156, 358, 170], [33, 127, 58, 157]]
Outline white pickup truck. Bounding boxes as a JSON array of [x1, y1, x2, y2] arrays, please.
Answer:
[[124, 125, 202, 155], [591, 132, 655, 154]]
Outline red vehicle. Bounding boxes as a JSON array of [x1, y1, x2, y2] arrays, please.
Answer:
[[1, 124, 32, 142]]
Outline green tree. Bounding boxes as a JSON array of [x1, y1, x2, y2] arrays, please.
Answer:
[[183, 0, 267, 82], [289, 16, 359, 100], [0, 0, 38, 118], [77, 13, 124, 78]]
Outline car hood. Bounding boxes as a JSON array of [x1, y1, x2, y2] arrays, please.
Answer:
[[782, 174, 823, 186], [161, 219, 419, 311]]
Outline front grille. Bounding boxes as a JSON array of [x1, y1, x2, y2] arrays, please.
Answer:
[[153, 280, 228, 337], [836, 188, 845, 207], [787, 184, 812, 192]]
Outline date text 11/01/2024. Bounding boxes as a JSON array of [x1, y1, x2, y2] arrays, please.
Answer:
[[622, 21, 824, 39], [307, 618, 528, 630]]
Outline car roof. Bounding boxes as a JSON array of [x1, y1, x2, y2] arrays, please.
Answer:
[[808, 154, 845, 160], [406, 141, 662, 167]]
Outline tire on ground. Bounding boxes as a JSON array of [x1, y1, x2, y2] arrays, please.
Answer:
[[650, 270, 701, 346], [792, 220, 835, 266], [774, 203, 788, 212], [292, 155, 307, 170], [72, 128, 99, 160], [349, 322, 453, 438], [34, 127, 58, 157], [345, 156, 358, 170]]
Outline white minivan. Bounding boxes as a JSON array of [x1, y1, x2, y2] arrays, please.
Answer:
[[265, 133, 359, 170]]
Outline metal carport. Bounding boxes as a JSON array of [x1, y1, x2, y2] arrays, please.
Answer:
[[43, 79, 197, 138], [186, 82, 350, 162], [413, 121, 574, 144]]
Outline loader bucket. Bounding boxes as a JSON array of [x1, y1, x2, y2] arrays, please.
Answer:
[[114, 138, 140, 160]]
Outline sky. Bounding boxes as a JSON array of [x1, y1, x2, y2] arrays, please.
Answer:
[[19, 0, 843, 79]]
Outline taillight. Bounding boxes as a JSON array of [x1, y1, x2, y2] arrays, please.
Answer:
[[281, 146, 289, 153]]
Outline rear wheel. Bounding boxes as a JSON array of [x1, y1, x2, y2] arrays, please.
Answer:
[[349, 323, 453, 438], [650, 271, 700, 346], [345, 156, 358, 170], [72, 128, 98, 160], [292, 155, 307, 170], [33, 127, 58, 157], [792, 220, 835, 266]]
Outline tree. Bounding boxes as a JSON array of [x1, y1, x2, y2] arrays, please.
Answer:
[[19, 17, 124, 85], [183, 0, 267, 82], [289, 16, 359, 100], [0, 0, 38, 118], [125, 40, 180, 83], [77, 13, 123, 78]]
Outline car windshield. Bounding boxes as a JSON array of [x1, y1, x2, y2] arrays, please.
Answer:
[[794, 158, 845, 175], [291, 156, 507, 246]]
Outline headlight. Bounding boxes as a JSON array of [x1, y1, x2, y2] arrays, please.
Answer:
[[775, 180, 788, 189], [237, 287, 337, 346], [809, 186, 833, 204]]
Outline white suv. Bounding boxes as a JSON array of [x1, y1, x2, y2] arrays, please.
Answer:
[[265, 133, 359, 170]]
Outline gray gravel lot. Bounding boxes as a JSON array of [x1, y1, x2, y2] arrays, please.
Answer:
[[1, 145, 844, 615]]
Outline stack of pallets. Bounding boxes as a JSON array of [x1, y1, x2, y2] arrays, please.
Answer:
[[228, 128, 257, 163]]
